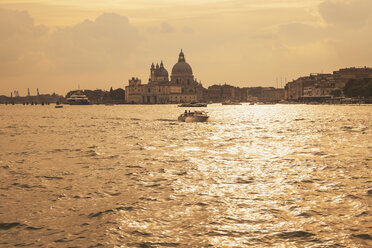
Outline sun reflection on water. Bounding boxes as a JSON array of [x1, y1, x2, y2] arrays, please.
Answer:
[[0, 104, 371, 247]]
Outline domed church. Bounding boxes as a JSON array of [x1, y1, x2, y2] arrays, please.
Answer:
[[125, 50, 205, 104]]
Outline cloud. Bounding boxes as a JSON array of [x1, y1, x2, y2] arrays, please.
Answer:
[[146, 21, 176, 34], [48, 13, 140, 73], [0, 10, 140, 76], [160, 21, 175, 33], [273, 22, 326, 46], [0, 8, 49, 76], [182, 26, 194, 34], [319, 0, 372, 28], [0, 9, 142, 93]]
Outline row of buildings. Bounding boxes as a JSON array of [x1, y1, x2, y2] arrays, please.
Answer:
[[5, 50, 369, 104], [125, 50, 285, 103], [205, 85, 284, 103], [126, 50, 371, 104], [284, 67, 372, 101]]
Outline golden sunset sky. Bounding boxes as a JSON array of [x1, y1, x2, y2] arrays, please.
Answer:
[[0, 0, 371, 95]]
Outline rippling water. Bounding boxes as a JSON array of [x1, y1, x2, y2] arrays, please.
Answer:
[[0, 104, 371, 247]]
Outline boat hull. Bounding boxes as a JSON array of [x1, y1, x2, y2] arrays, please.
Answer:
[[178, 115, 209, 122], [67, 101, 90, 105], [69, 102, 90, 105]]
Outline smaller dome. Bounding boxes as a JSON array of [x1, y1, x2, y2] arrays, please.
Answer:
[[156, 67, 169, 77], [152, 61, 169, 78]]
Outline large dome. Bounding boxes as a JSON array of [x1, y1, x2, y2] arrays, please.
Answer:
[[171, 50, 193, 76]]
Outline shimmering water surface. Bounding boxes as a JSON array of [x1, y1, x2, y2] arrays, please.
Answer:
[[0, 104, 371, 247]]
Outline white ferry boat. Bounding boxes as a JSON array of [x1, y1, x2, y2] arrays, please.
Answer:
[[66, 91, 90, 105]]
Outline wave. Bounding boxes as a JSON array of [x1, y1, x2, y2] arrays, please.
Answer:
[[275, 231, 315, 239], [0, 222, 23, 230], [352, 234, 372, 240], [128, 242, 180, 247], [88, 206, 135, 218]]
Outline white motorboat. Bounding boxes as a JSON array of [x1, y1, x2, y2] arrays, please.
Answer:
[[178, 111, 209, 122]]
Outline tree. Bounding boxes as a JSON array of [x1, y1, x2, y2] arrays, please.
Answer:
[[343, 78, 372, 98]]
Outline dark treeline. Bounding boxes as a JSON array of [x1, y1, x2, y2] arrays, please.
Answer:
[[66, 87, 125, 104], [343, 78, 372, 98]]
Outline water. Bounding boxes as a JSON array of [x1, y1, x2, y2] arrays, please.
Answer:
[[0, 104, 371, 247]]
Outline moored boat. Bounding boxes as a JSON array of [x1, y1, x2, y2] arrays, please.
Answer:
[[178, 111, 209, 122], [222, 100, 241, 105], [178, 102, 207, 107]]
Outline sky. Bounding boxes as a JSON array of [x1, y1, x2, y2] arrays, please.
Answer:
[[0, 0, 371, 96]]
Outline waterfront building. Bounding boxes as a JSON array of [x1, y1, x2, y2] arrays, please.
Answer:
[[125, 77, 145, 103], [206, 84, 247, 103], [261, 88, 285, 103], [334, 67, 372, 80], [238, 87, 285, 103], [125, 50, 203, 104], [285, 74, 332, 101]]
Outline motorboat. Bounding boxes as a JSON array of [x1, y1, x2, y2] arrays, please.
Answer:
[[178, 111, 209, 122], [178, 102, 207, 107], [66, 91, 90, 105]]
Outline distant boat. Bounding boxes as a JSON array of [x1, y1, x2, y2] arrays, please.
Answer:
[[178, 102, 207, 107], [66, 91, 90, 105], [178, 111, 209, 122]]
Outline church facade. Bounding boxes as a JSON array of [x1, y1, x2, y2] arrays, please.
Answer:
[[125, 50, 204, 104]]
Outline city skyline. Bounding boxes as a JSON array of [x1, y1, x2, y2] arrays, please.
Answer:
[[1, 0, 372, 95]]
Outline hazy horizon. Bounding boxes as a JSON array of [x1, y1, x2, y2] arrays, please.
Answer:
[[1, 0, 371, 95]]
